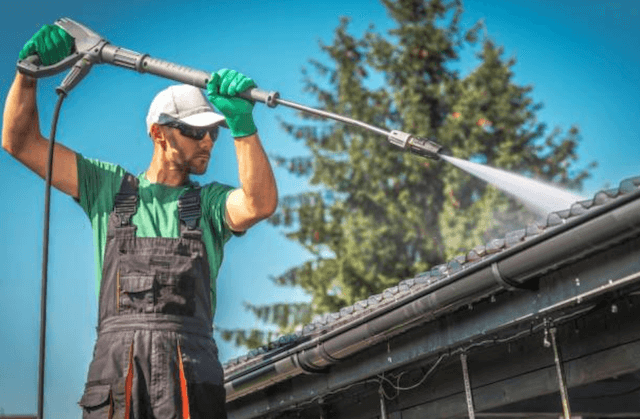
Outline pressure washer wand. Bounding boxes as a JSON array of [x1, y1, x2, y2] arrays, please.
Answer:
[[17, 17, 444, 160], [99, 43, 444, 160]]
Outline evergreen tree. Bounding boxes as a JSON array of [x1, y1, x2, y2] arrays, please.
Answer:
[[220, 0, 594, 348]]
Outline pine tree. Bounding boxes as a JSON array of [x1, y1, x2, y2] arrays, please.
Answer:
[[220, 0, 594, 349]]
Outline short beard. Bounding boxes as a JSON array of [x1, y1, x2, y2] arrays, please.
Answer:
[[190, 163, 207, 175], [162, 128, 209, 175]]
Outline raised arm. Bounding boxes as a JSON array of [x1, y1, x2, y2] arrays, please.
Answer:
[[226, 132, 278, 231], [2, 73, 79, 198], [207, 69, 278, 231], [2, 25, 79, 198]]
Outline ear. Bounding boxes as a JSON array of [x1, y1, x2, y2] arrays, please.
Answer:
[[150, 123, 164, 142], [150, 123, 169, 151]]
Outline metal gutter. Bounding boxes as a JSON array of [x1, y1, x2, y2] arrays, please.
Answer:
[[224, 181, 640, 402]]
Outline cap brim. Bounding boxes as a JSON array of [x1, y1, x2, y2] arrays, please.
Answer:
[[181, 111, 228, 129]]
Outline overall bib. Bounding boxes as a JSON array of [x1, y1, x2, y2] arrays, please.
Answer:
[[79, 173, 227, 419]]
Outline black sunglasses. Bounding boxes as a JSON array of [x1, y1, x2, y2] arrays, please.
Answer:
[[158, 114, 219, 141]]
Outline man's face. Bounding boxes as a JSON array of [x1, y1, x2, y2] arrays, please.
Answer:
[[161, 126, 216, 175]]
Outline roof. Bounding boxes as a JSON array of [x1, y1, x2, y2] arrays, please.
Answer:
[[222, 175, 640, 415]]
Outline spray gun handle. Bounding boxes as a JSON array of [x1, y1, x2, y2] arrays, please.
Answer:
[[17, 53, 83, 78], [17, 17, 105, 80], [17, 52, 97, 96], [16, 18, 108, 95]]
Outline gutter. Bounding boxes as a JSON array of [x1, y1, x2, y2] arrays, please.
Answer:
[[224, 181, 640, 402]]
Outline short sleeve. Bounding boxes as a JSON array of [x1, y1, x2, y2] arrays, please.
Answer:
[[75, 152, 127, 218], [201, 183, 245, 243]]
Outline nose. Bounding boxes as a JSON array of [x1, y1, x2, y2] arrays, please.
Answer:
[[200, 133, 214, 152]]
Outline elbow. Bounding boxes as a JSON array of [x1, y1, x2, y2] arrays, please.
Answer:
[[265, 187, 279, 218], [255, 194, 278, 221], [2, 131, 17, 156], [251, 191, 278, 222], [2, 126, 10, 153], [2, 125, 27, 156], [263, 196, 279, 219]]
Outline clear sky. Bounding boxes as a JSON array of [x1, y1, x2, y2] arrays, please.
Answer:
[[0, 0, 638, 417]]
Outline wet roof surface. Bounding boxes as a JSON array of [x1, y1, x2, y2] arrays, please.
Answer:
[[223, 176, 640, 371]]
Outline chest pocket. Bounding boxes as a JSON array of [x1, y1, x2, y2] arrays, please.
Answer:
[[118, 253, 201, 316]]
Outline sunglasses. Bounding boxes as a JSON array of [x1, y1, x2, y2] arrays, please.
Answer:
[[158, 114, 220, 141]]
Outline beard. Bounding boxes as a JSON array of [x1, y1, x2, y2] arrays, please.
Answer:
[[164, 129, 210, 175], [188, 156, 209, 175]]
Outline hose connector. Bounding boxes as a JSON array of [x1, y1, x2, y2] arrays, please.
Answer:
[[387, 130, 444, 160]]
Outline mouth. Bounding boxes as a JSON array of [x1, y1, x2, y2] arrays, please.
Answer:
[[189, 156, 210, 174]]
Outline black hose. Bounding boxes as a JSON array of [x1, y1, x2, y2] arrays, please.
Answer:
[[37, 90, 67, 419]]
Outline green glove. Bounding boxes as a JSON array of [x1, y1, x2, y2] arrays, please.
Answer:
[[207, 69, 257, 138], [19, 24, 75, 67]]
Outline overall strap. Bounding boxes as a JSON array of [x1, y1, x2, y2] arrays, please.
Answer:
[[114, 173, 140, 227], [178, 185, 203, 239]]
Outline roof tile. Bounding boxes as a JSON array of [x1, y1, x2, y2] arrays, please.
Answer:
[[222, 175, 640, 370], [486, 238, 505, 254]]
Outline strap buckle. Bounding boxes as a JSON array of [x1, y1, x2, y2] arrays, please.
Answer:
[[114, 193, 137, 226], [178, 188, 202, 230], [113, 173, 139, 227]]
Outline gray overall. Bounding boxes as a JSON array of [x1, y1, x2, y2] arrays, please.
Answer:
[[79, 173, 227, 419]]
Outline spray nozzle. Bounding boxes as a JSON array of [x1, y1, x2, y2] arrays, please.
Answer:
[[387, 130, 446, 160]]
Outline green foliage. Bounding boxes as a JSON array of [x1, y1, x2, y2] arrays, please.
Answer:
[[221, 0, 594, 350]]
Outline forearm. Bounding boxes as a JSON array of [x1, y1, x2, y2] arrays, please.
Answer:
[[2, 72, 43, 155], [234, 132, 278, 218]]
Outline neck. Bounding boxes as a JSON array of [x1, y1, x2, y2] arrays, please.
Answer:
[[146, 148, 190, 187]]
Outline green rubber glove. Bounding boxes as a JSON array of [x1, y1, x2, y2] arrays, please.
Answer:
[[207, 69, 257, 138], [19, 24, 74, 67]]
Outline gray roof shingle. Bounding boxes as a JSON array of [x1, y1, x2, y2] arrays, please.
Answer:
[[222, 176, 640, 373]]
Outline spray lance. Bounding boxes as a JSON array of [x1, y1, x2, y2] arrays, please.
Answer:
[[18, 17, 445, 418], [19, 17, 445, 159]]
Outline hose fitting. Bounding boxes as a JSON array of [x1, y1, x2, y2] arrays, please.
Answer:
[[387, 130, 444, 160]]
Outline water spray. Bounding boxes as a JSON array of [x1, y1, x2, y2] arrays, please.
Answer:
[[441, 155, 586, 216]]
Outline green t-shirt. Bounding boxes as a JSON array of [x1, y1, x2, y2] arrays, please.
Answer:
[[75, 153, 241, 318]]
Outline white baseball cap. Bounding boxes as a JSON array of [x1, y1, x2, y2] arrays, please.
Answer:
[[146, 84, 228, 134]]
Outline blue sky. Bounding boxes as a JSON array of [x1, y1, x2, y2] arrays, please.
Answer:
[[1, 0, 638, 417]]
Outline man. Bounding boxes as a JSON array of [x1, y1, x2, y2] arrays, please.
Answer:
[[3, 24, 277, 418]]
